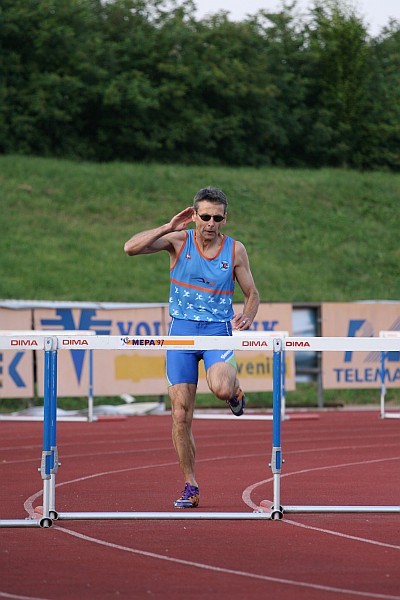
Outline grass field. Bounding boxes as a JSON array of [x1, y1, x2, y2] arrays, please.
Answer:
[[1, 155, 399, 302], [1, 155, 399, 409]]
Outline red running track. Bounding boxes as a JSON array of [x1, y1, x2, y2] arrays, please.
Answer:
[[0, 409, 399, 600]]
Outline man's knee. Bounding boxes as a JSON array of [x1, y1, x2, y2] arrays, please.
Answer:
[[172, 403, 191, 426], [209, 382, 233, 400], [169, 384, 196, 425], [207, 366, 236, 400]]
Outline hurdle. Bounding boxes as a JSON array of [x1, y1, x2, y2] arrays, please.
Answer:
[[229, 330, 288, 420], [258, 335, 400, 518], [379, 330, 400, 419], [0, 333, 399, 527], [0, 330, 96, 423]]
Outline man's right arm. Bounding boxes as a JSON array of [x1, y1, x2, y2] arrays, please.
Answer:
[[124, 206, 194, 256], [124, 224, 175, 256]]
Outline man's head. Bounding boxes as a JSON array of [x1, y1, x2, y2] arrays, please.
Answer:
[[192, 187, 228, 239], [193, 186, 228, 213]]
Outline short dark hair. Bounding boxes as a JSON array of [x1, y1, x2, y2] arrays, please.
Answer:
[[193, 186, 228, 212]]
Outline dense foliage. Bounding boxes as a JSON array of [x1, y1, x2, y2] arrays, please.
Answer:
[[1, 0, 399, 169]]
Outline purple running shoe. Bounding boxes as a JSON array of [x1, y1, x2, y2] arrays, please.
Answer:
[[174, 483, 200, 509]]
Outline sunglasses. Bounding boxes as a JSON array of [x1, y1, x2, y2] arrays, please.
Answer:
[[197, 213, 225, 223]]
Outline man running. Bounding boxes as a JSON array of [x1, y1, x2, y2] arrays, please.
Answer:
[[124, 186, 259, 508]]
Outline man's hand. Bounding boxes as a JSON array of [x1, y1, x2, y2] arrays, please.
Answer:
[[169, 207, 195, 231], [232, 313, 252, 330]]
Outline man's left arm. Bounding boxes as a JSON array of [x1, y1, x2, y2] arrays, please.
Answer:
[[232, 242, 260, 330]]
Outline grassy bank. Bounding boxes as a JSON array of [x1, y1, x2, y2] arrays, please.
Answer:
[[1, 155, 399, 303]]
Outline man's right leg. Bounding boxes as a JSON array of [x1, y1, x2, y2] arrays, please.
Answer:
[[169, 382, 198, 486], [165, 320, 201, 507], [169, 383, 200, 508]]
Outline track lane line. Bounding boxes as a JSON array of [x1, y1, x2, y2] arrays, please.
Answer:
[[242, 455, 400, 551]]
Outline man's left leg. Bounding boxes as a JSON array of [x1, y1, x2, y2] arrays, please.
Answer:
[[206, 361, 246, 416]]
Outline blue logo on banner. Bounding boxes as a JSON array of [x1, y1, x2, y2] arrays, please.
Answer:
[[1, 351, 26, 388], [251, 321, 279, 331], [40, 309, 112, 384], [333, 318, 400, 384], [9, 352, 26, 387], [344, 319, 373, 362], [345, 319, 400, 363]]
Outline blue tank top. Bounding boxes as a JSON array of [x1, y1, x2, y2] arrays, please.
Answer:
[[169, 230, 235, 322]]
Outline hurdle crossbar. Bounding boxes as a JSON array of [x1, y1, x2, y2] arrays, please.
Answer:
[[1, 333, 399, 527], [0, 519, 42, 528], [59, 511, 271, 520], [2, 334, 400, 352], [379, 331, 400, 420], [275, 506, 400, 514]]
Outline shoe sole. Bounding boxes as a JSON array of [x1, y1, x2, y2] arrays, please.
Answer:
[[174, 493, 199, 509], [229, 398, 245, 416]]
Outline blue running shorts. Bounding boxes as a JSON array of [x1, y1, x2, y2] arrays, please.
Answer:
[[166, 318, 237, 386]]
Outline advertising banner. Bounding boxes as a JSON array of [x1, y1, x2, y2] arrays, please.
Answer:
[[321, 303, 400, 389], [34, 306, 168, 396], [34, 303, 294, 397], [0, 309, 34, 398]]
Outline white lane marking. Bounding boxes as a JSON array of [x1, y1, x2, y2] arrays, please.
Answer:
[[242, 455, 400, 550], [0, 593, 51, 600]]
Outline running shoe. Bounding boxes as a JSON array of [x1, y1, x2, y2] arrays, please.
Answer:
[[174, 483, 200, 509], [227, 387, 246, 416]]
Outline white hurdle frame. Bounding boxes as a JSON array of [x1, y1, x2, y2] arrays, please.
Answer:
[[0, 330, 96, 423], [0, 333, 399, 527], [379, 331, 400, 420]]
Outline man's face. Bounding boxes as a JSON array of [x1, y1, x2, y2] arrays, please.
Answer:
[[193, 201, 226, 240]]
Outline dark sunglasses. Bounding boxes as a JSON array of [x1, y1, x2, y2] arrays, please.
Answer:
[[197, 213, 225, 223]]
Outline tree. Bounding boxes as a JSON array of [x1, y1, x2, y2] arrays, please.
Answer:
[[248, 2, 309, 165], [363, 22, 400, 170], [0, 0, 105, 157], [302, 0, 372, 167], [0, 0, 398, 169]]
